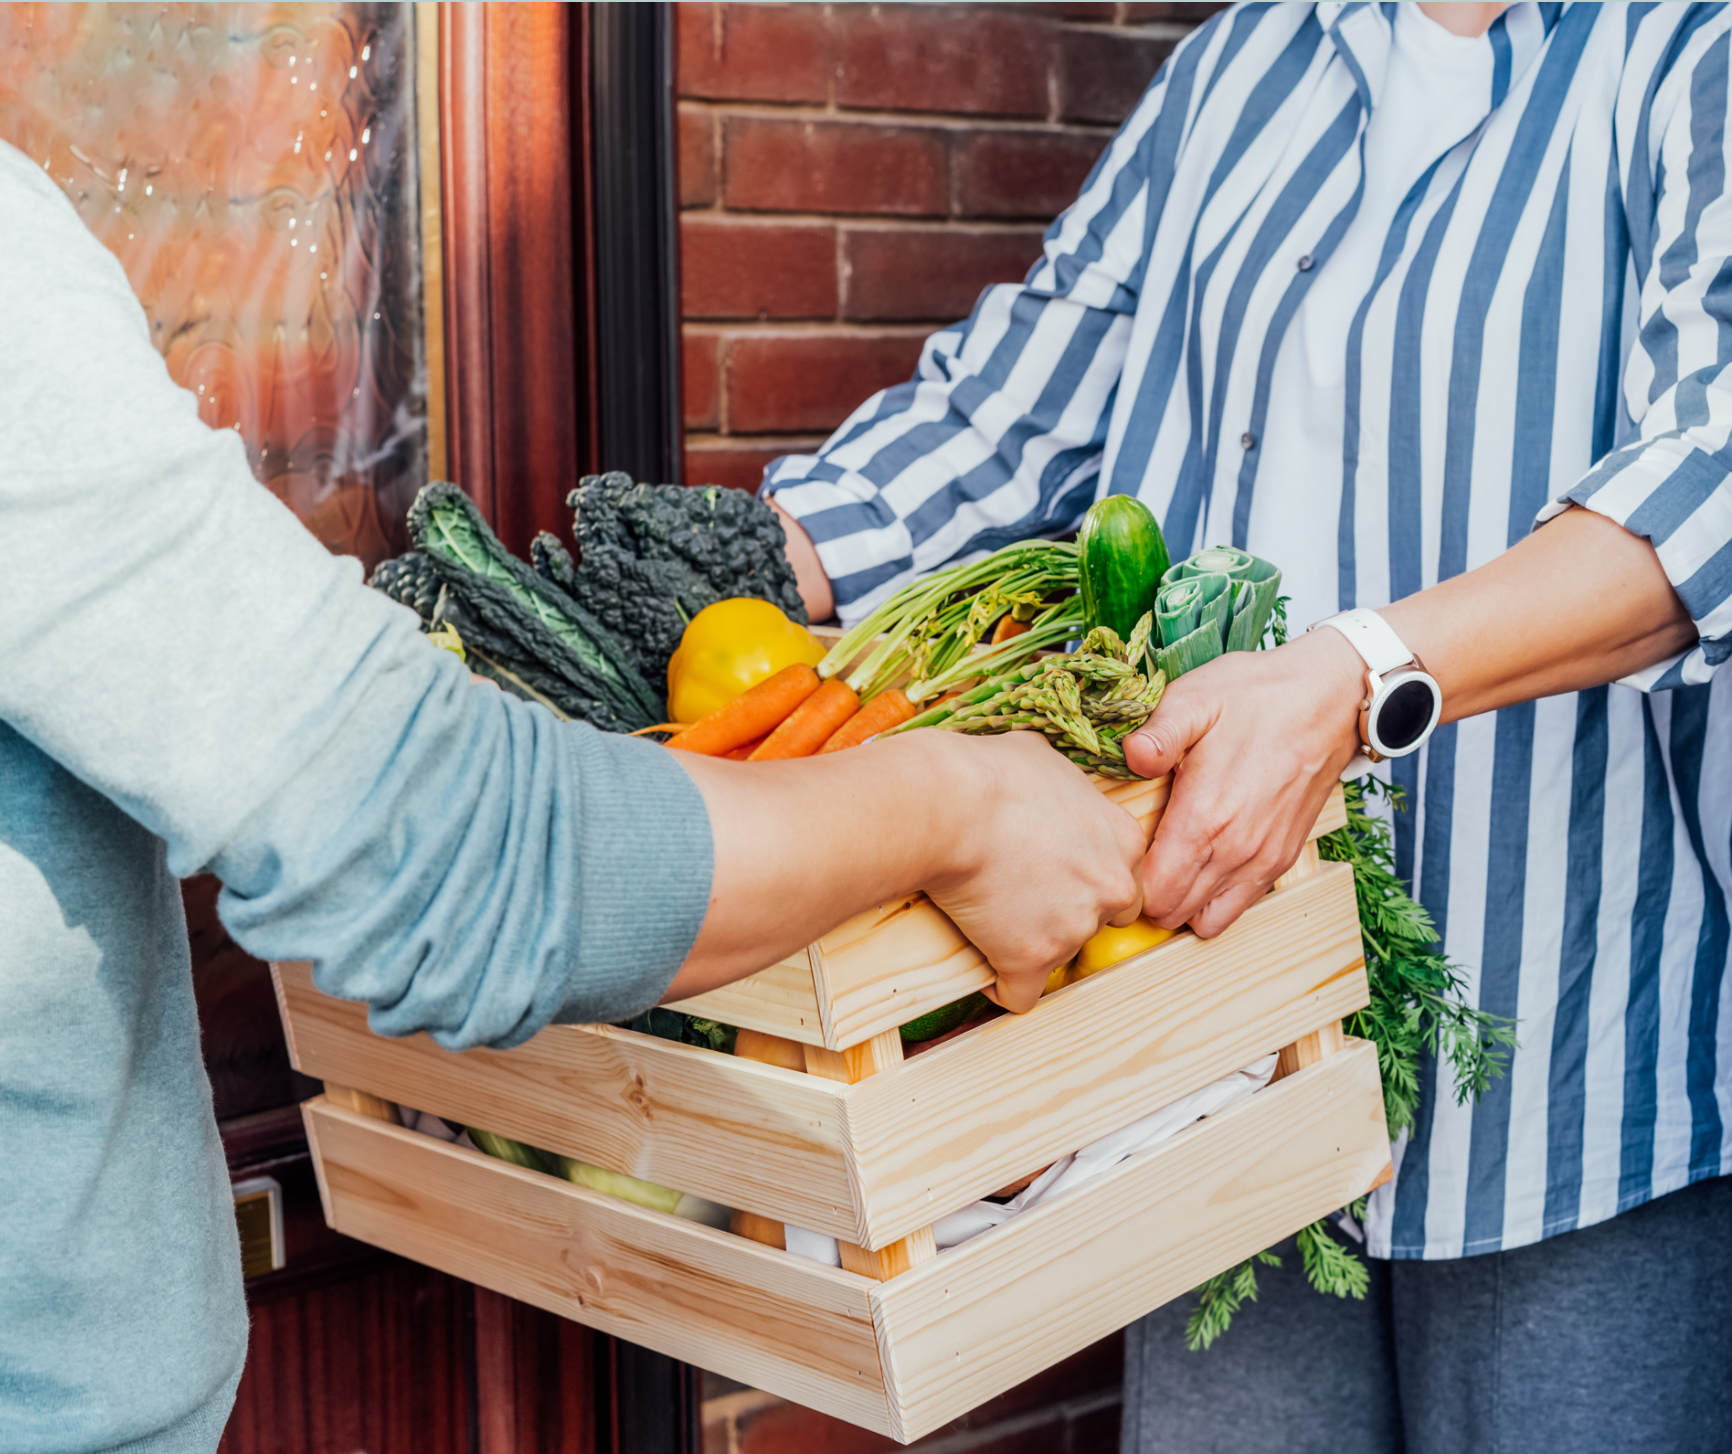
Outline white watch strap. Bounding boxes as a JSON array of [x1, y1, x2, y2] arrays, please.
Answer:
[[1313, 607, 1413, 675]]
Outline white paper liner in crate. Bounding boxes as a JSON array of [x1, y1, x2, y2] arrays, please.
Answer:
[[786, 1051, 1279, 1265], [397, 1051, 1278, 1264]]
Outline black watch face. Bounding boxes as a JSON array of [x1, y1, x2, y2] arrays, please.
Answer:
[[1378, 678, 1437, 752]]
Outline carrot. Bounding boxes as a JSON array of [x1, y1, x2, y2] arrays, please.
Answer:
[[723, 735, 769, 760], [748, 679, 860, 760], [990, 613, 1032, 645], [665, 664, 821, 756], [816, 687, 917, 753]]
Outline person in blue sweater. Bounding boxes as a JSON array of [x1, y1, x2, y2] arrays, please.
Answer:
[[0, 140, 1149, 1453]]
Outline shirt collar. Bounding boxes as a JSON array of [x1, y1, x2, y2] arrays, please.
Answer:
[[1316, 2, 1558, 114]]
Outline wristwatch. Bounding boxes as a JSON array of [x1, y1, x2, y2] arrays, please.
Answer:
[[1309, 608, 1443, 780]]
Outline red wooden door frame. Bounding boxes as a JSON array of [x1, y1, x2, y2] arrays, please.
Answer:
[[439, 1, 599, 558]]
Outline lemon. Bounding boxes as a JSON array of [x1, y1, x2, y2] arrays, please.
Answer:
[[1070, 919, 1175, 981], [1043, 960, 1073, 996]]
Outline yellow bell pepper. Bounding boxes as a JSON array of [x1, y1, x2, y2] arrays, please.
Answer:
[[1069, 919, 1175, 982], [667, 598, 824, 725]]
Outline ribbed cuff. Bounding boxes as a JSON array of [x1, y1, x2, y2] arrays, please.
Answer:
[[554, 729, 714, 1025]]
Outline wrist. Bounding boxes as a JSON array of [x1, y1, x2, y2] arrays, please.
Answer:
[[1289, 625, 1373, 768]]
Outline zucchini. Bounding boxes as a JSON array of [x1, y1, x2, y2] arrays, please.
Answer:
[[899, 991, 991, 1044], [1076, 495, 1169, 641]]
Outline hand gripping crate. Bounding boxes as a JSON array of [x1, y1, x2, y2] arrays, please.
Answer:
[[274, 779, 1390, 1444]]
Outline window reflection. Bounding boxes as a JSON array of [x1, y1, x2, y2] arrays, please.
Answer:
[[0, 2, 433, 569]]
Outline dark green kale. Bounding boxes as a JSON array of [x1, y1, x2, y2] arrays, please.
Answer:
[[369, 551, 443, 624], [407, 483, 666, 731], [623, 1006, 737, 1054], [571, 474, 807, 614]]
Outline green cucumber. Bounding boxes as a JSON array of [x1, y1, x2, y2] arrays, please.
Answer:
[[899, 991, 991, 1044], [1077, 496, 1170, 641]]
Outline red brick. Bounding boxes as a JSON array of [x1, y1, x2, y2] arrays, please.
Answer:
[[677, 2, 831, 104], [955, 128, 1107, 219], [683, 218, 838, 320], [724, 117, 950, 217], [679, 106, 717, 207], [734, 1399, 898, 1454], [725, 330, 927, 433], [842, 225, 1044, 322], [1058, 27, 1175, 124], [834, 6, 1052, 119], [683, 331, 720, 429], [684, 440, 816, 493]]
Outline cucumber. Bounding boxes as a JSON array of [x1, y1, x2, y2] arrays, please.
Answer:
[[899, 991, 991, 1044], [1076, 495, 1170, 641]]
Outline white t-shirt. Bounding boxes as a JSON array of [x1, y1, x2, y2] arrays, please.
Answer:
[[1258, 3, 1502, 618]]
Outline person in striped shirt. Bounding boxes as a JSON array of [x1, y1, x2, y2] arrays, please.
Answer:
[[764, 3, 1732, 1448]]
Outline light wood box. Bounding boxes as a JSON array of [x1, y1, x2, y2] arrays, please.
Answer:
[[301, 1038, 1387, 1443], [274, 780, 1389, 1440]]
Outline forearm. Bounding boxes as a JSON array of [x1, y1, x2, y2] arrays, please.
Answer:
[[1378, 506, 1695, 721], [663, 731, 975, 998], [771, 497, 835, 624]]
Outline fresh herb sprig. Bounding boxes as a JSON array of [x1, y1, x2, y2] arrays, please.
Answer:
[[1183, 779, 1516, 1349]]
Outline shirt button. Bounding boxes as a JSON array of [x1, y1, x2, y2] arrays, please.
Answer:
[[1297, 254, 1314, 271], [1241, 432, 1256, 451]]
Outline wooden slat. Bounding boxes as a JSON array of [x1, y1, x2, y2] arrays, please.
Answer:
[[275, 962, 859, 1238], [870, 1038, 1390, 1443], [304, 1098, 894, 1435], [668, 950, 826, 1047], [675, 782, 1345, 1052], [803, 1033, 938, 1282], [1276, 1020, 1347, 1082], [840, 862, 1367, 1248]]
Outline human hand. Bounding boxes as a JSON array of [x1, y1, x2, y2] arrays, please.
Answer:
[[1124, 628, 1364, 939], [922, 730, 1146, 1012]]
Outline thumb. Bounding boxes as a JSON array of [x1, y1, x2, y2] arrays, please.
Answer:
[[1124, 688, 1212, 779]]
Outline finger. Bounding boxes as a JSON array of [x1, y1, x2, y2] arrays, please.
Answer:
[[1188, 877, 1268, 940], [984, 972, 1046, 1015], [1124, 683, 1218, 780]]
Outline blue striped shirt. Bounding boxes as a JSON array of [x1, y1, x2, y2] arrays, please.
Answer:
[[764, 1, 1732, 1260]]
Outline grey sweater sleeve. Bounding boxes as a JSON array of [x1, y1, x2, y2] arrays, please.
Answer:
[[0, 142, 712, 1046]]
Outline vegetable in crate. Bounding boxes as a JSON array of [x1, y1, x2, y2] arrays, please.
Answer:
[[1150, 546, 1282, 680], [1076, 495, 1170, 640], [556, 472, 809, 685], [896, 614, 1166, 777], [666, 597, 824, 725], [818, 540, 1084, 705], [406, 482, 665, 732]]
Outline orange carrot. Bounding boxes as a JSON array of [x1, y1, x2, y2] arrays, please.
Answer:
[[990, 613, 1032, 645], [666, 664, 821, 756], [816, 688, 917, 753], [723, 735, 769, 760], [748, 679, 860, 760]]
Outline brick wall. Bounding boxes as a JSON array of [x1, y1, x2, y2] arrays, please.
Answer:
[[676, 2, 1223, 492]]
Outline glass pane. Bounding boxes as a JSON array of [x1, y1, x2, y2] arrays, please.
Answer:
[[0, 1, 434, 570]]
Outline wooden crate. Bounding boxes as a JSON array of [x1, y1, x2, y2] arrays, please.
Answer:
[[302, 1038, 1386, 1443], [275, 779, 1389, 1440]]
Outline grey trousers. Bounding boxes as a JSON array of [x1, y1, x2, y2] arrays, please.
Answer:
[[1119, 1175, 1732, 1454]]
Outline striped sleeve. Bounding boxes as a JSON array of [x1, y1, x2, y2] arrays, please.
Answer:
[[762, 48, 1193, 624], [1539, 23, 1732, 690]]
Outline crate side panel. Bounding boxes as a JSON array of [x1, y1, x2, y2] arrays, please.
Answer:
[[306, 1100, 894, 1435], [843, 862, 1367, 1247], [668, 949, 829, 1045], [872, 1039, 1390, 1442], [278, 964, 859, 1237]]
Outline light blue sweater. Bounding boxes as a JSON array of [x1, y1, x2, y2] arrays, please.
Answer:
[[0, 143, 713, 1451]]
